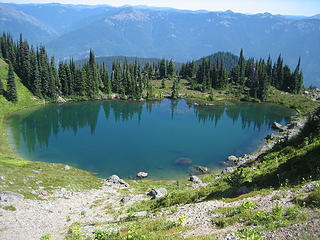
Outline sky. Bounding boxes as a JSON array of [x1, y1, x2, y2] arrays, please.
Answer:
[[3, 0, 320, 16]]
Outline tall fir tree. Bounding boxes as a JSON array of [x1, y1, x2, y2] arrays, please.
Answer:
[[171, 79, 180, 99], [6, 62, 17, 103], [159, 58, 167, 79], [167, 59, 175, 78], [292, 58, 303, 94], [0, 77, 3, 95]]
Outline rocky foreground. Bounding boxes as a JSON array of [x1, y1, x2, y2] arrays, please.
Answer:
[[0, 175, 319, 240]]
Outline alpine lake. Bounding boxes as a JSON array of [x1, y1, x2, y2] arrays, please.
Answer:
[[7, 99, 294, 179]]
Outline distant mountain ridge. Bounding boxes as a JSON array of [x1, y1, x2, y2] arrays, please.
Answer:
[[0, 2, 319, 86]]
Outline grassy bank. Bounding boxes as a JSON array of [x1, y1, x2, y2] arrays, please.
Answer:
[[0, 59, 101, 198]]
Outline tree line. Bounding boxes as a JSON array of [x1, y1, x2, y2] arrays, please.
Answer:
[[0, 33, 178, 101], [180, 49, 303, 101], [0, 33, 303, 103]]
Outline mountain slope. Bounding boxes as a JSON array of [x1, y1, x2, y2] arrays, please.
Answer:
[[45, 7, 320, 86], [0, 3, 57, 43], [1, 3, 320, 86], [13, 3, 115, 35]]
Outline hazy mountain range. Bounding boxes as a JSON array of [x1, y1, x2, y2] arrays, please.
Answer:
[[0, 2, 320, 86]]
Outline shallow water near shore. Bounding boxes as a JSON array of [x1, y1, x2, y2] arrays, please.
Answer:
[[7, 99, 294, 179]]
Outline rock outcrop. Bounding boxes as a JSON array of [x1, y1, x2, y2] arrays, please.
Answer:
[[147, 188, 167, 199], [105, 175, 129, 187]]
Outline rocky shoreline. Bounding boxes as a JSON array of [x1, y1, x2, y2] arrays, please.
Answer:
[[220, 114, 307, 175]]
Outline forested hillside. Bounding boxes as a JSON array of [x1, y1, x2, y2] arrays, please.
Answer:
[[1, 3, 319, 86], [0, 33, 303, 103]]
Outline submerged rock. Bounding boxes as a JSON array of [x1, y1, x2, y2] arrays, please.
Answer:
[[137, 172, 148, 179], [105, 175, 129, 187], [189, 165, 209, 175], [147, 188, 167, 199], [175, 158, 193, 165]]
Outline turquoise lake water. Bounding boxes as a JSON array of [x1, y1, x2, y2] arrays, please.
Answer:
[[7, 99, 294, 179]]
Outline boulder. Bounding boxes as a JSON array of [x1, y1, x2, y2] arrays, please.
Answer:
[[189, 176, 202, 184], [272, 122, 283, 130], [105, 175, 129, 187], [57, 96, 67, 103], [175, 158, 192, 165], [64, 165, 71, 170], [147, 188, 167, 199], [189, 165, 209, 175], [120, 197, 131, 204], [137, 172, 148, 179], [0, 176, 4, 181], [227, 155, 238, 162], [221, 167, 235, 174], [265, 133, 276, 140]]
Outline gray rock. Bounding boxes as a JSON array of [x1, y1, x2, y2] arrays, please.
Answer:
[[120, 197, 131, 204], [35, 181, 42, 185], [147, 188, 168, 199], [189, 176, 202, 184], [0, 176, 4, 181], [57, 96, 67, 103], [221, 167, 235, 174], [32, 170, 40, 174], [137, 172, 148, 179], [189, 165, 209, 175], [237, 186, 250, 195], [133, 211, 148, 218], [300, 182, 318, 193], [272, 122, 283, 130], [105, 175, 129, 187], [265, 133, 276, 140], [64, 165, 71, 170], [0, 191, 24, 203], [228, 155, 238, 162]]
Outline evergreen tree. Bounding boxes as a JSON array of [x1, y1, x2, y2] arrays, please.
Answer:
[[292, 58, 303, 94], [238, 48, 246, 86], [6, 62, 17, 103], [161, 79, 166, 89], [0, 77, 3, 95], [159, 58, 167, 79], [167, 59, 175, 77], [171, 79, 180, 99], [32, 61, 42, 98]]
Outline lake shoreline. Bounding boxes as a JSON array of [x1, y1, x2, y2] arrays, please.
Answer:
[[5, 97, 296, 180]]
